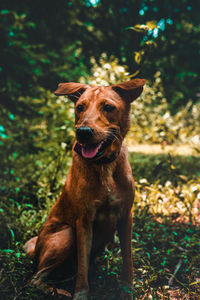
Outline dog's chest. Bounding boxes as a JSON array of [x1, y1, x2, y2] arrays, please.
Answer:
[[91, 193, 122, 253], [96, 165, 124, 212], [95, 187, 122, 225], [72, 163, 127, 221]]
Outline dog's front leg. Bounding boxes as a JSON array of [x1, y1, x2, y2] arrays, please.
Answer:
[[118, 212, 134, 300], [73, 216, 93, 300]]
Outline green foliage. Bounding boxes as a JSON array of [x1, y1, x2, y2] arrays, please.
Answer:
[[1, 0, 199, 111], [0, 3, 89, 115], [75, 0, 200, 108], [0, 88, 75, 245], [125, 21, 159, 77], [80, 53, 130, 85], [129, 152, 200, 184], [130, 72, 200, 144], [141, 7, 200, 109], [0, 1, 200, 298]]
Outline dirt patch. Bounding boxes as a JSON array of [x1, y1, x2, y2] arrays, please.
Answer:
[[127, 143, 199, 157]]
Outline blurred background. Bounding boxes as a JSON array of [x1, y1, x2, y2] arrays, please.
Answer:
[[0, 0, 200, 299]]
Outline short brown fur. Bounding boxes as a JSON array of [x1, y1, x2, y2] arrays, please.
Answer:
[[24, 78, 145, 300]]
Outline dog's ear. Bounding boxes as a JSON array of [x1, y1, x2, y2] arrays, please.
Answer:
[[54, 82, 90, 102], [111, 79, 146, 102]]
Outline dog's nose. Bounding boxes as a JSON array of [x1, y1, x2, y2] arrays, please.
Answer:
[[76, 127, 94, 143]]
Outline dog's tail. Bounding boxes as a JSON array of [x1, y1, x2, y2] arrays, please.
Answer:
[[24, 236, 38, 258]]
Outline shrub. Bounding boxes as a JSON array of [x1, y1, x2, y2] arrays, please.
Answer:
[[130, 72, 200, 145], [0, 88, 75, 241]]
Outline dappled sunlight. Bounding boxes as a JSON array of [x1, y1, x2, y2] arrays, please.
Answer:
[[1, 1, 200, 298]]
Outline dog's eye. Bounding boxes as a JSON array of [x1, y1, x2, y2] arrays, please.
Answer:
[[76, 104, 84, 113], [103, 104, 115, 112]]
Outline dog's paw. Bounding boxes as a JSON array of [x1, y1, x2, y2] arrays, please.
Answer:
[[48, 287, 72, 299], [50, 287, 72, 298], [73, 290, 88, 300]]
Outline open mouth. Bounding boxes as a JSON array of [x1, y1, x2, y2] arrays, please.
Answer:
[[73, 132, 116, 160], [81, 142, 103, 159]]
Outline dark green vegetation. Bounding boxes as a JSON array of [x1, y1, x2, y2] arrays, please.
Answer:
[[0, 0, 200, 299], [1, 0, 200, 113], [1, 150, 200, 299], [0, 146, 200, 300], [129, 152, 200, 184]]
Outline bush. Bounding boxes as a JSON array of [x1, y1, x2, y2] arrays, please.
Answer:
[[79, 53, 130, 85], [130, 72, 200, 145], [0, 88, 75, 241]]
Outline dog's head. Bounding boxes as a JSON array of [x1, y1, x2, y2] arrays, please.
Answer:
[[55, 79, 145, 162]]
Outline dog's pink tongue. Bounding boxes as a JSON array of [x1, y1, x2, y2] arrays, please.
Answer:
[[81, 143, 101, 159]]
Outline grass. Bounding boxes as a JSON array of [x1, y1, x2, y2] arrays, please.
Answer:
[[0, 145, 200, 299]]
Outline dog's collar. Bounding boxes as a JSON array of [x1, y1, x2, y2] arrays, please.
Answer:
[[94, 153, 119, 164], [73, 142, 120, 164]]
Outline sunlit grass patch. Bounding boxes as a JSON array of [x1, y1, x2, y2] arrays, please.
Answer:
[[134, 177, 200, 225]]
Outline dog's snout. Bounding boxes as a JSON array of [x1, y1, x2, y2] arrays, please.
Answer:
[[76, 126, 94, 143]]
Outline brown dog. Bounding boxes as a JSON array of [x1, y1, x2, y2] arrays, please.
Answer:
[[24, 78, 145, 299]]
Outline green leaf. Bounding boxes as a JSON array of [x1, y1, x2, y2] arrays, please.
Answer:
[[10, 228, 15, 241], [24, 204, 33, 208], [1, 10, 10, 14], [13, 152, 18, 158], [189, 281, 200, 286], [0, 125, 5, 132], [0, 249, 14, 253]]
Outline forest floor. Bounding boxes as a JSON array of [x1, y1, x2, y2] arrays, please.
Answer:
[[1, 143, 200, 300]]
